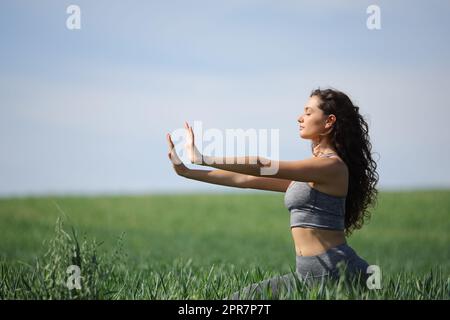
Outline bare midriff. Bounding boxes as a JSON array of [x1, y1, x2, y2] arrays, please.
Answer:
[[291, 227, 346, 257]]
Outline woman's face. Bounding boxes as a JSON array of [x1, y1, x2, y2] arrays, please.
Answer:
[[297, 95, 334, 139]]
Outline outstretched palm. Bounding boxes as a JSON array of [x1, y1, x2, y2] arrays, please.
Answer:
[[184, 121, 203, 164], [166, 132, 188, 176]]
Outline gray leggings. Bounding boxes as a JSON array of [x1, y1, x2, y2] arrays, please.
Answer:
[[229, 243, 370, 299]]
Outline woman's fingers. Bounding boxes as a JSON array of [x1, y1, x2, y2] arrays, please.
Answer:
[[184, 123, 193, 146], [184, 121, 195, 144], [167, 132, 183, 165], [167, 133, 174, 150], [166, 133, 173, 160], [182, 121, 202, 164], [185, 121, 193, 134], [167, 133, 175, 156], [168, 123, 199, 166]]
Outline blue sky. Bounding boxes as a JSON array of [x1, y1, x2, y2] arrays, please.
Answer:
[[1, 0, 450, 196]]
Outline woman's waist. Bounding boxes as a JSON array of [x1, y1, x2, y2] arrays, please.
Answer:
[[294, 241, 368, 279], [291, 227, 346, 257]]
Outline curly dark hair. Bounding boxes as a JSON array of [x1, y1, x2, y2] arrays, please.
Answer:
[[310, 88, 380, 236]]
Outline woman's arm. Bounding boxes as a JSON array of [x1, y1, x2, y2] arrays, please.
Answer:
[[182, 169, 248, 188], [183, 122, 342, 184], [201, 155, 342, 184], [182, 169, 292, 192], [168, 131, 292, 192], [201, 155, 266, 176], [243, 175, 292, 192]]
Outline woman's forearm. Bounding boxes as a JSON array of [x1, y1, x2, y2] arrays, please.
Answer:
[[183, 169, 248, 188], [200, 155, 271, 176]]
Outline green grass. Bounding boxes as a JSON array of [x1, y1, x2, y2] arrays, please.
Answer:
[[0, 190, 449, 299]]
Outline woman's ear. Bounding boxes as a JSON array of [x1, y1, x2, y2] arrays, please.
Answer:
[[326, 114, 336, 128]]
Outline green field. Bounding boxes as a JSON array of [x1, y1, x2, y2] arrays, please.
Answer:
[[0, 190, 449, 299]]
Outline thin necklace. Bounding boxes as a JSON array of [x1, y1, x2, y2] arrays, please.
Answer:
[[317, 152, 338, 157]]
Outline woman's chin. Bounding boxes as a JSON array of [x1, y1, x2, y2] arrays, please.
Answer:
[[299, 132, 312, 140]]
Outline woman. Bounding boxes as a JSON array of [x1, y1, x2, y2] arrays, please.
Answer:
[[166, 88, 379, 299]]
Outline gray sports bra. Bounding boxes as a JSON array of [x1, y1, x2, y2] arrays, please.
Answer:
[[284, 154, 346, 231]]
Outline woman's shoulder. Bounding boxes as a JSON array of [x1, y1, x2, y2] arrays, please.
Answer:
[[310, 154, 348, 180], [310, 155, 348, 197]]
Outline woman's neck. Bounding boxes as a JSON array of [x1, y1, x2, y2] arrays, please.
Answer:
[[312, 142, 337, 157]]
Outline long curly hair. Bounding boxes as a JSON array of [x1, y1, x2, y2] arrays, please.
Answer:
[[310, 88, 380, 236]]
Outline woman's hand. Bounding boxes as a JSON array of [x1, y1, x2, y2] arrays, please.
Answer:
[[184, 121, 203, 165], [167, 132, 189, 176]]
